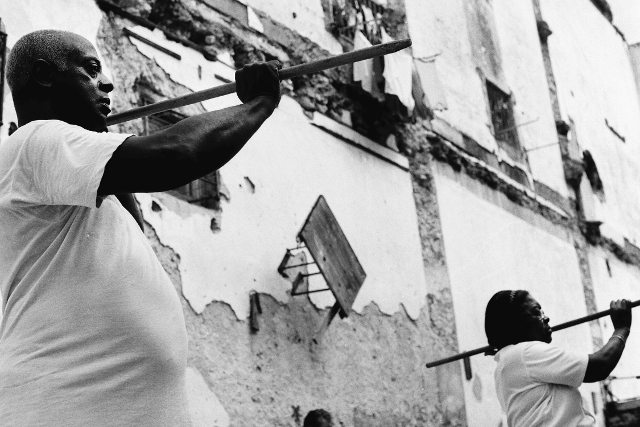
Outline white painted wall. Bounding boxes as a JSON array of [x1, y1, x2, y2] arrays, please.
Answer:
[[629, 43, 640, 106], [610, 0, 640, 44], [541, 0, 640, 245], [239, 0, 342, 54], [121, 20, 428, 321], [433, 162, 603, 427], [404, 0, 567, 197], [589, 249, 640, 402], [138, 93, 427, 320], [492, 0, 567, 197], [405, 0, 495, 152]]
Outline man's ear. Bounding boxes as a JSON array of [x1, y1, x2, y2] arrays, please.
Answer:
[[31, 59, 56, 88]]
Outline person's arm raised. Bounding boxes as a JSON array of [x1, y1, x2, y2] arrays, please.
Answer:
[[584, 299, 632, 383], [98, 61, 280, 195]]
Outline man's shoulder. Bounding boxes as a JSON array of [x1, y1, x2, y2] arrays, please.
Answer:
[[2, 120, 67, 149]]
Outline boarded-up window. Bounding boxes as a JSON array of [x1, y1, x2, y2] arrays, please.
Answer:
[[487, 80, 519, 148]]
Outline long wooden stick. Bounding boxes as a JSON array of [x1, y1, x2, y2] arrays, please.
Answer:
[[425, 299, 640, 369], [107, 39, 412, 126]]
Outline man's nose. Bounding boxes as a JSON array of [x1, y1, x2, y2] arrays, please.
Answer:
[[99, 73, 114, 93]]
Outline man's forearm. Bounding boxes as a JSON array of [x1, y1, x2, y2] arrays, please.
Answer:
[[100, 96, 277, 195]]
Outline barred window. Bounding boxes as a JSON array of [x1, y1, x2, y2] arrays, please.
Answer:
[[487, 80, 519, 148]]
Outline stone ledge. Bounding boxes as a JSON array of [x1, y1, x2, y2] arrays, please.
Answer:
[[310, 113, 410, 171], [429, 135, 571, 221]]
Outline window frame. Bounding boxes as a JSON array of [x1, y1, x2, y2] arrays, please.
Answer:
[[483, 76, 523, 159]]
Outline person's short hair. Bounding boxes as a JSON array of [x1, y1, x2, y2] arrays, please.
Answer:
[[484, 289, 530, 353], [6, 30, 78, 96], [303, 409, 332, 427]]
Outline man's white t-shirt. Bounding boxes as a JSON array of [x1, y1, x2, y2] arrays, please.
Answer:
[[494, 341, 595, 427], [0, 120, 189, 426]]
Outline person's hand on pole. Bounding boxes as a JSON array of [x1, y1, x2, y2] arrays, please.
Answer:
[[584, 298, 632, 382], [235, 60, 282, 106], [610, 299, 632, 332]]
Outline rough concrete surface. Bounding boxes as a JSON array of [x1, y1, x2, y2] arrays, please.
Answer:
[[144, 219, 465, 426]]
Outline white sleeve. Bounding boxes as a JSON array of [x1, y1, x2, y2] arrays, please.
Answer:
[[11, 121, 132, 208], [523, 342, 588, 388]]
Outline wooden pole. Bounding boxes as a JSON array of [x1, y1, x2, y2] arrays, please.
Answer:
[[107, 38, 412, 126], [425, 299, 640, 369]]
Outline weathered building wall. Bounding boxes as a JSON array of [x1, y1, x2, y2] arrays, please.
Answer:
[[491, 0, 566, 196], [133, 101, 427, 319], [238, 0, 342, 54], [432, 161, 604, 427], [3, 0, 640, 425], [540, 0, 640, 245], [404, 0, 566, 197], [0, 0, 468, 425], [589, 249, 640, 401]]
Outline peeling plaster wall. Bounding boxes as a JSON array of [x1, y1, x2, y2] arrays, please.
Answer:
[[589, 249, 640, 401], [238, 0, 342, 55], [540, 0, 640, 245], [432, 162, 604, 427], [136, 93, 427, 319], [114, 13, 429, 321], [491, 0, 567, 197], [404, 0, 566, 197], [145, 215, 466, 427], [126, 25, 238, 111], [103, 4, 464, 424], [404, 0, 495, 150]]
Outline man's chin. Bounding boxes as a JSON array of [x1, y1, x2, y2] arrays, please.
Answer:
[[87, 117, 108, 133]]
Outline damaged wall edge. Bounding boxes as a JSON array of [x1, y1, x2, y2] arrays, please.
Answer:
[[425, 130, 572, 223], [425, 120, 640, 270]]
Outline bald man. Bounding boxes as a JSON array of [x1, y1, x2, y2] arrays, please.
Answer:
[[0, 30, 280, 426]]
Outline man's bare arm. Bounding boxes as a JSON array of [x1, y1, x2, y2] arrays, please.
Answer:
[[98, 61, 280, 195], [98, 97, 276, 195]]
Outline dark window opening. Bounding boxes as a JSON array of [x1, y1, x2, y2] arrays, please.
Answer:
[[582, 149, 605, 200], [140, 97, 221, 210], [487, 80, 519, 149]]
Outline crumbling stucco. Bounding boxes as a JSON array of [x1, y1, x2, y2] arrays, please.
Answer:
[[144, 217, 465, 427]]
